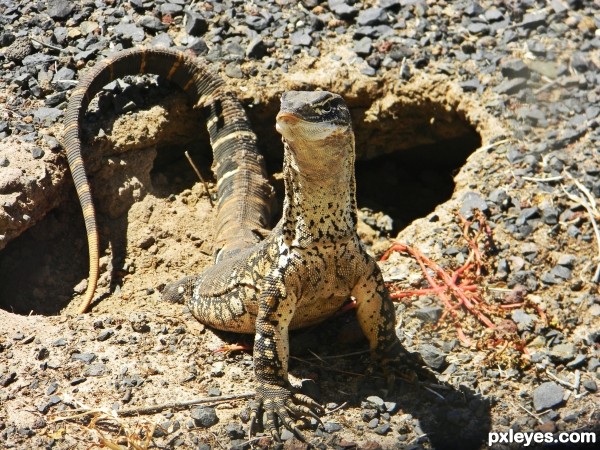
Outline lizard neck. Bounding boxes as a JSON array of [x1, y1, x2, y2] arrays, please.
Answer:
[[280, 130, 357, 247]]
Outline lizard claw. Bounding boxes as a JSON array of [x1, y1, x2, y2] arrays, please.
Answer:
[[249, 383, 324, 442]]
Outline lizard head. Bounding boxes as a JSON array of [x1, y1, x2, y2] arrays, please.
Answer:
[[276, 90, 351, 142], [276, 90, 354, 179]]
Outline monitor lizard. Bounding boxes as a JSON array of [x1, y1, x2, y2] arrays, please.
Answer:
[[163, 91, 413, 441], [62, 47, 273, 314]]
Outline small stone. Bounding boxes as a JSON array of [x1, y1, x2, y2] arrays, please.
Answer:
[[138, 15, 167, 32], [571, 53, 591, 73], [353, 36, 372, 56], [130, 312, 151, 332], [246, 37, 267, 59], [3, 36, 32, 61], [374, 423, 391, 435], [53, 338, 67, 347], [418, 344, 446, 370], [184, 11, 208, 36], [329, 1, 358, 20], [290, 30, 312, 47], [459, 191, 488, 217], [224, 62, 243, 79], [520, 11, 547, 29], [71, 352, 97, 364], [549, 343, 577, 363], [467, 22, 489, 35], [245, 15, 270, 31], [415, 306, 443, 324], [190, 406, 218, 427], [225, 422, 245, 439], [500, 59, 530, 78], [582, 379, 597, 392], [114, 23, 145, 42], [494, 78, 528, 95], [357, 7, 387, 26], [366, 396, 384, 408], [512, 309, 534, 331], [550, 265, 572, 280], [84, 363, 107, 377], [97, 330, 114, 341], [533, 382, 564, 411], [47, 0, 74, 20], [323, 421, 342, 433]]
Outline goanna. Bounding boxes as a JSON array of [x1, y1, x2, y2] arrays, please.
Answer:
[[62, 47, 273, 314], [163, 91, 410, 441]]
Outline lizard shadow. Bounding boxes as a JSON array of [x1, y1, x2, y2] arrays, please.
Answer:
[[212, 308, 492, 449]]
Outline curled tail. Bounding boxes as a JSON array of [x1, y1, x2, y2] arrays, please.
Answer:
[[62, 47, 273, 313]]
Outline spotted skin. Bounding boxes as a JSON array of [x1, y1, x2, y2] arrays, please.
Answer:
[[163, 91, 408, 441], [62, 47, 273, 313]]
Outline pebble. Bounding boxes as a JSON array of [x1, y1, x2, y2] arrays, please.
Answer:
[[47, 0, 73, 20], [418, 344, 446, 370], [511, 309, 534, 331], [548, 343, 577, 363], [357, 7, 387, 26], [190, 406, 218, 427], [290, 30, 312, 47], [582, 379, 597, 392], [323, 421, 342, 433], [414, 306, 443, 324], [532, 382, 564, 411], [71, 352, 97, 364], [459, 191, 489, 217]]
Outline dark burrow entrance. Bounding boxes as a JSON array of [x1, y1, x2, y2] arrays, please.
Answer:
[[0, 82, 481, 315]]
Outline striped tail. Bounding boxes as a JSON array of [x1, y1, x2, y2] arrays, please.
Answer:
[[62, 47, 273, 313]]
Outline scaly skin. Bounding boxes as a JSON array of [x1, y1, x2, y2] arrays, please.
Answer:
[[163, 91, 409, 441]]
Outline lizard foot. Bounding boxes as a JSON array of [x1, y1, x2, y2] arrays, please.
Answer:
[[373, 342, 435, 393], [249, 383, 324, 442]]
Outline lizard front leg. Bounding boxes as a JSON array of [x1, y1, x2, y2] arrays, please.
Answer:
[[250, 276, 323, 441], [351, 257, 418, 387]]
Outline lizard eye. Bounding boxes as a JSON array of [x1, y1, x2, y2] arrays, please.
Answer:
[[321, 103, 332, 113]]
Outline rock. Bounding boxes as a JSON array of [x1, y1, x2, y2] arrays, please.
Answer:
[[357, 7, 387, 26], [467, 22, 489, 35], [415, 306, 443, 324], [47, 0, 74, 20], [33, 107, 63, 125], [71, 352, 97, 364], [138, 15, 167, 32], [494, 77, 528, 94], [459, 191, 489, 217], [3, 36, 32, 61], [290, 30, 312, 46], [418, 344, 446, 370], [84, 363, 107, 377], [511, 309, 534, 331], [520, 11, 548, 29], [549, 343, 576, 362], [224, 62, 243, 79], [374, 423, 391, 435], [323, 421, 342, 433], [114, 23, 145, 42], [353, 36, 372, 56], [185, 11, 208, 36], [190, 406, 218, 427], [582, 379, 597, 392], [246, 37, 267, 59], [550, 265, 572, 280], [532, 382, 564, 411]]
